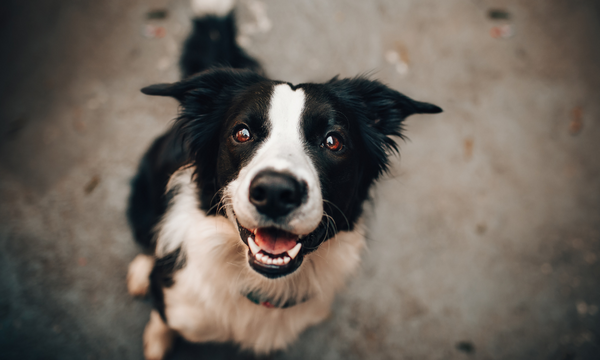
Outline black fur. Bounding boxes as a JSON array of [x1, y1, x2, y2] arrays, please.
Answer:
[[142, 69, 276, 214], [129, 13, 265, 249], [139, 72, 440, 241], [179, 14, 262, 78], [295, 78, 442, 244], [128, 8, 441, 317], [149, 247, 186, 322], [127, 130, 187, 250]]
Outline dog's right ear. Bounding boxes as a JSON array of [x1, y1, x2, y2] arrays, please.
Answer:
[[140, 68, 267, 162], [141, 82, 193, 101], [140, 68, 266, 103], [141, 68, 267, 213]]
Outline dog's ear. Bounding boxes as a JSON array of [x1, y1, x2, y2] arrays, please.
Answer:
[[327, 76, 442, 178], [141, 68, 266, 212], [140, 82, 193, 101], [141, 67, 265, 103], [140, 69, 266, 156]]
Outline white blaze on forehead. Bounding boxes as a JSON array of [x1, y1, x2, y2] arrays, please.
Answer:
[[269, 84, 306, 134], [227, 83, 324, 235], [259, 84, 310, 173]]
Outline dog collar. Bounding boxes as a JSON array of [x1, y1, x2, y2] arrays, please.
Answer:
[[244, 291, 309, 309]]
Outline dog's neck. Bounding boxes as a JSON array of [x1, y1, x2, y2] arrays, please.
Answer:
[[156, 167, 367, 307], [243, 290, 310, 308]]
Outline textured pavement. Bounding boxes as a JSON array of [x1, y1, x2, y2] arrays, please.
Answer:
[[1, 0, 599, 359]]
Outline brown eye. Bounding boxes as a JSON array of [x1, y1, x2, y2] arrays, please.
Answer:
[[234, 126, 252, 143], [322, 134, 343, 152]]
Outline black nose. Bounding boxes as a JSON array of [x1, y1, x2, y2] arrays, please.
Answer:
[[249, 171, 306, 218]]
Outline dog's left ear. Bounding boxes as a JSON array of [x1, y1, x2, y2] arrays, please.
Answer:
[[141, 82, 193, 101], [141, 68, 267, 213], [141, 67, 266, 103], [327, 76, 442, 178], [327, 76, 442, 126]]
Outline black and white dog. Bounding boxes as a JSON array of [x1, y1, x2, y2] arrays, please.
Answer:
[[127, 0, 441, 358]]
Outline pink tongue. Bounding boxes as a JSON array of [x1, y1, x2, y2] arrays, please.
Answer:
[[254, 229, 298, 255]]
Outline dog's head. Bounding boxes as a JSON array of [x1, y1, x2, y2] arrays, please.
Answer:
[[142, 68, 441, 279]]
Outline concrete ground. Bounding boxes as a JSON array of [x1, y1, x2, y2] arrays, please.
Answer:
[[1, 0, 599, 359]]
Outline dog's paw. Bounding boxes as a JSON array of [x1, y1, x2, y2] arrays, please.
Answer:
[[127, 254, 155, 297], [144, 310, 175, 360]]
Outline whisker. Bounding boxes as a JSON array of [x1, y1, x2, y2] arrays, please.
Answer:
[[323, 199, 350, 230], [206, 188, 228, 214]]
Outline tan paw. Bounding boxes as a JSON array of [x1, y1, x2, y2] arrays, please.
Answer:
[[127, 254, 155, 297], [144, 310, 175, 360]]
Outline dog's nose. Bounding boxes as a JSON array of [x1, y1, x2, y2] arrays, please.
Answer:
[[249, 171, 306, 218]]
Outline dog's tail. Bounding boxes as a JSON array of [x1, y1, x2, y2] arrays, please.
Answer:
[[127, 0, 263, 252], [180, 0, 262, 79]]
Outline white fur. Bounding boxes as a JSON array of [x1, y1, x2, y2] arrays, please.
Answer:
[[191, 0, 235, 17], [152, 167, 365, 354], [155, 167, 203, 257], [228, 84, 323, 235], [127, 254, 155, 297]]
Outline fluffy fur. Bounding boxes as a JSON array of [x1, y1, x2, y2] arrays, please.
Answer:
[[127, 1, 442, 359], [147, 167, 365, 353]]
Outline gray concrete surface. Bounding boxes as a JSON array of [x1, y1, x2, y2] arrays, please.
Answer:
[[1, 0, 599, 359]]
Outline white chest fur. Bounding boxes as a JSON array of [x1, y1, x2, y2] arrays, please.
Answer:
[[155, 167, 366, 353]]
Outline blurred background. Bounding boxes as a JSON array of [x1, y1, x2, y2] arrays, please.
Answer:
[[1, 0, 599, 359]]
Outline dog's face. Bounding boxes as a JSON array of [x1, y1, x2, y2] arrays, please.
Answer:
[[142, 68, 441, 279]]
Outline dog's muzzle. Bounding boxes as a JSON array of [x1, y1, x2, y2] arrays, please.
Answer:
[[236, 170, 312, 278], [248, 170, 307, 219]]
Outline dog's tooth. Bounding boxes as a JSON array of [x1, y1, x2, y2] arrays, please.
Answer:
[[276, 258, 283, 265], [283, 256, 290, 264], [248, 237, 260, 255], [267, 258, 274, 265], [287, 243, 302, 259]]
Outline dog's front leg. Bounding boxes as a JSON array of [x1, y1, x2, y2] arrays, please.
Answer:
[[127, 254, 155, 297], [143, 310, 175, 360]]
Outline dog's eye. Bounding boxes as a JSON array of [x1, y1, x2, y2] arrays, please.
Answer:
[[321, 134, 343, 152], [233, 126, 252, 143]]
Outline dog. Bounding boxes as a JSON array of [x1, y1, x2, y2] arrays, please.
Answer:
[[126, 0, 442, 358]]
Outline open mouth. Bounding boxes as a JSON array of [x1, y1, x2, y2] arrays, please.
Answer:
[[238, 225, 305, 278]]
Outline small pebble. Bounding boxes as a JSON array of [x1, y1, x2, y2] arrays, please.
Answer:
[[490, 24, 514, 39], [455, 340, 475, 354], [147, 9, 168, 20], [143, 24, 167, 39], [488, 9, 511, 20], [84, 176, 100, 194], [569, 107, 583, 135]]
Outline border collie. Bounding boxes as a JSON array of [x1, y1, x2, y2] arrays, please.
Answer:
[[126, 1, 441, 358]]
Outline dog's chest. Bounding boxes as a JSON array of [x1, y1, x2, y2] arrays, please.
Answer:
[[154, 167, 366, 353], [162, 267, 333, 352]]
